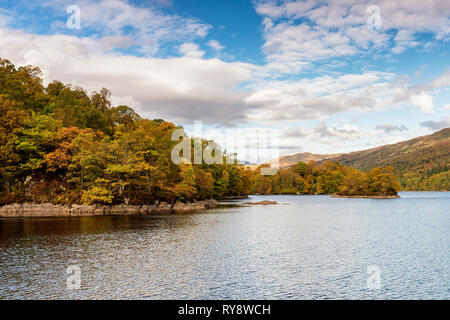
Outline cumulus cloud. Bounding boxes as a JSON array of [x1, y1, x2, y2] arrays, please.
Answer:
[[254, 0, 450, 75], [0, 27, 256, 125], [1, 22, 447, 125], [244, 71, 447, 122]]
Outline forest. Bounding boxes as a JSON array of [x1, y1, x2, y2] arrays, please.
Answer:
[[251, 161, 400, 197], [0, 58, 400, 206]]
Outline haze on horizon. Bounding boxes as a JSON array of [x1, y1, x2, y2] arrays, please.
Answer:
[[0, 0, 449, 162]]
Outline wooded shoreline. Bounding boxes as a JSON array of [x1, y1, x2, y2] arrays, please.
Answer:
[[0, 200, 218, 218], [331, 195, 400, 199]]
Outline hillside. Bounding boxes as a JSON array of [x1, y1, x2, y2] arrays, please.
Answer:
[[266, 129, 450, 191], [269, 152, 342, 169], [331, 128, 450, 190]]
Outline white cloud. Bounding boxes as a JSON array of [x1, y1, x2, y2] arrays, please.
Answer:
[[392, 29, 419, 54], [254, 0, 450, 74], [429, 70, 450, 88], [36, 0, 211, 55], [0, 1, 448, 130], [261, 23, 357, 73], [179, 43, 205, 58], [207, 40, 224, 51], [245, 67, 450, 122], [255, 0, 450, 31], [244, 71, 435, 121], [0, 27, 255, 125], [409, 93, 434, 113], [1, 23, 447, 126]]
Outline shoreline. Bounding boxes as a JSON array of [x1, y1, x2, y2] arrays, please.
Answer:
[[331, 195, 400, 199], [218, 195, 249, 200], [0, 200, 219, 218], [251, 193, 401, 198]]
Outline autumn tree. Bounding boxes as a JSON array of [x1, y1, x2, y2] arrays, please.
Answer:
[[0, 95, 28, 193]]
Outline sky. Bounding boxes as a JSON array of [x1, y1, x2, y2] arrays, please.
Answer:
[[0, 0, 449, 162]]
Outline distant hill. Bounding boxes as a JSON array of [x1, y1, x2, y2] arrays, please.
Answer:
[[262, 128, 450, 191], [331, 128, 449, 190], [269, 152, 342, 169]]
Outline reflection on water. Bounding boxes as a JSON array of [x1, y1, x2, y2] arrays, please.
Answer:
[[0, 192, 449, 299]]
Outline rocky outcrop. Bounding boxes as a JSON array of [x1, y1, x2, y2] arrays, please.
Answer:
[[243, 200, 278, 205], [0, 200, 219, 218]]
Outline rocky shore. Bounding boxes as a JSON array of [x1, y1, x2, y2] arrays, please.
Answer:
[[0, 200, 219, 218]]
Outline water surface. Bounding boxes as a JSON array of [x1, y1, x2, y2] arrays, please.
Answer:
[[0, 192, 449, 299]]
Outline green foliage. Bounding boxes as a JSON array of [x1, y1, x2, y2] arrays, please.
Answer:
[[16, 113, 62, 171], [81, 179, 114, 205], [0, 59, 48, 112]]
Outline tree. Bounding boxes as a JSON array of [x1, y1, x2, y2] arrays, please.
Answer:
[[175, 163, 197, 201], [16, 112, 62, 171], [44, 127, 93, 173], [195, 168, 214, 199], [81, 178, 113, 205], [338, 167, 367, 196], [296, 161, 309, 177], [0, 59, 47, 112], [110, 105, 141, 127], [69, 130, 107, 191], [0, 95, 28, 192]]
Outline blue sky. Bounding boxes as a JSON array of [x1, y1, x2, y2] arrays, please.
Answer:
[[0, 0, 449, 160]]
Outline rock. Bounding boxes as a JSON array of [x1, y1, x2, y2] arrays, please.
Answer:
[[243, 200, 278, 205]]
